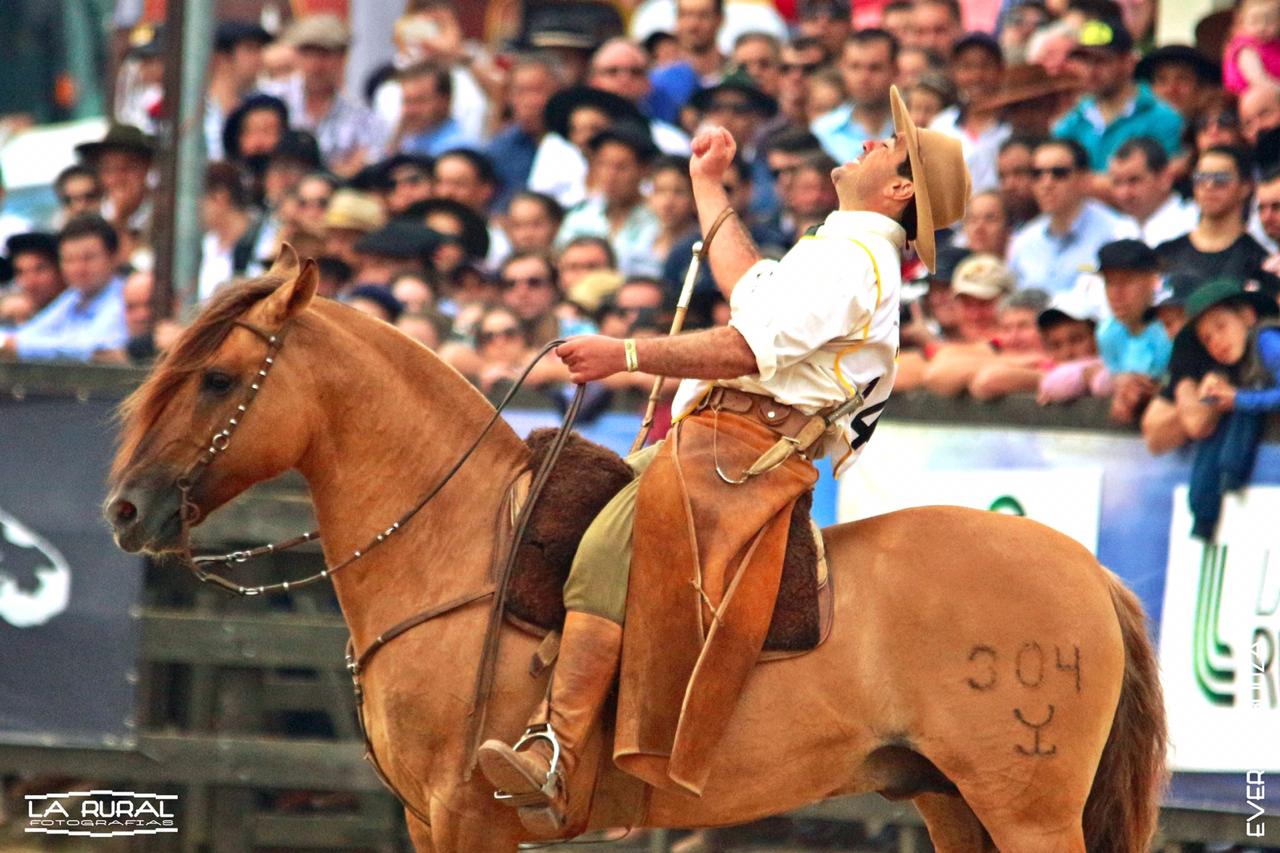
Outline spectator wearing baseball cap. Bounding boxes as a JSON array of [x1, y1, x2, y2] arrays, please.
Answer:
[[262, 14, 389, 176], [921, 254, 1023, 397], [1035, 290, 1108, 405], [206, 21, 274, 160], [1092, 239, 1171, 422], [1052, 18, 1184, 171]]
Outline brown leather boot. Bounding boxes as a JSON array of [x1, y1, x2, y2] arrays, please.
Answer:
[[477, 610, 623, 837]]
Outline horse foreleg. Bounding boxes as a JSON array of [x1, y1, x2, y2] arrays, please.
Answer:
[[913, 793, 995, 853]]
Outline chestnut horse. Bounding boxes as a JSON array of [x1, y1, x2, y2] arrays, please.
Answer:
[[106, 256, 1166, 852]]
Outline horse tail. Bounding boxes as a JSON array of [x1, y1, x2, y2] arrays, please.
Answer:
[[1082, 571, 1169, 853]]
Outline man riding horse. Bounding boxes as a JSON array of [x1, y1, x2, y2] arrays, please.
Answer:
[[477, 85, 971, 836]]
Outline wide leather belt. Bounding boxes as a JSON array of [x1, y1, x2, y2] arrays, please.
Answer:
[[696, 387, 816, 442]]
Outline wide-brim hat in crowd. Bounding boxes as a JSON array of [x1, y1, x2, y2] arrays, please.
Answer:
[[889, 84, 971, 274], [354, 220, 441, 259], [221, 94, 290, 163], [324, 189, 386, 233], [1176, 278, 1279, 344], [399, 198, 491, 261], [1135, 44, 1220, 85], [544, 86, 647, 141], [688, 69, 779, 118], [950, 252, 1014, 300], [75, 124, 156, 162], [5, 232, 59, 263], [971, 63, 1080, 113], [285, 14, 351, 50]]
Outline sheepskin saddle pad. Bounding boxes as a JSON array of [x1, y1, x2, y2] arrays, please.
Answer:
[[503, 429, 828, 654]]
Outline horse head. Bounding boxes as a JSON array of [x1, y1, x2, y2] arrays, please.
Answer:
[[105, 246, 321, 554]]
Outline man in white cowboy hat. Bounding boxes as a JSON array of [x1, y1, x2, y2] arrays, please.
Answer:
[[476, 85, 970, 837]]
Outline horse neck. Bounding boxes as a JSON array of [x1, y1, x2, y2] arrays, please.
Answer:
[[294, 307, 531, 651]]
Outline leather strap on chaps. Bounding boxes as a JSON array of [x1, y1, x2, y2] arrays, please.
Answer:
[[613, 410, 818, 796]]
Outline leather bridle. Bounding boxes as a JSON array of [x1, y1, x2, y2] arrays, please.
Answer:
[[167, 317, 587, 826]]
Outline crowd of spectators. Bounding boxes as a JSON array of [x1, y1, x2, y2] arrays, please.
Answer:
[[3, 0, 1280, 460]]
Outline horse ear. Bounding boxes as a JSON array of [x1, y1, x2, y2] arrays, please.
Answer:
[[261, 258, 318, 326], [266, 242, 301, 279]]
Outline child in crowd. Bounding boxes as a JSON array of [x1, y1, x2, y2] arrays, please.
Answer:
[[1094, 239, 1172, 423], [1224, 0, 1280, 93], [969, 290, 1097, 401], [1035, 292, 1109, 404], [1181, 279, 1280, 537]]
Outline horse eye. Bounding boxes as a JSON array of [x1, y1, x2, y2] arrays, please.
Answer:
[[201, 371, 236, 395]]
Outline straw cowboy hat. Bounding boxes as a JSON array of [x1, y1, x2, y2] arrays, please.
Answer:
[[888, 84, 970, 273]]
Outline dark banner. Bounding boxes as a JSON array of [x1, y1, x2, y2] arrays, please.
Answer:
[[0, 394, 142, 747]]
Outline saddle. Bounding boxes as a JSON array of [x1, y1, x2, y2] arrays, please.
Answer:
[[503, 429, 833, 655]]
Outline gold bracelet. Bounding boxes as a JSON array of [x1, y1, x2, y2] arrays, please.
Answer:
[[623, 338, 639, 372]]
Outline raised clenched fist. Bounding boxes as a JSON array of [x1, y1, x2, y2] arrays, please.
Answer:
[[690, 126, 737, 183]]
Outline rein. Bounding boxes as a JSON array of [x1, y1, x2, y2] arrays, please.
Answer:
[[171, 319, 587, 825]]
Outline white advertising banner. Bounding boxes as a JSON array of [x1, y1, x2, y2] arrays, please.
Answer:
[[838, 423, 1103, 553], [1160, 486, 1280, 772]]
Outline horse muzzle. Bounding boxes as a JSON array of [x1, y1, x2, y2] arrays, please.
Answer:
[[105, 479, 187, 554]]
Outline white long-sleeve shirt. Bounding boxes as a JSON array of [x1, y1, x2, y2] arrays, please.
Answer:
[[671, 210, 903, 477]]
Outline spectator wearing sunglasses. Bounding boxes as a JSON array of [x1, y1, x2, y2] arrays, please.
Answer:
[[1052, 18, 1184, 172], [288, 172, 338, 233], [1007, 138, 1138, 295], [498, 250, 595, 348], [1155, 146, 1280, 298], [53, 165, 103, 228], [778, 36, 827, 127], [374, 153, 434, 215], [588, 39, 691, 157]]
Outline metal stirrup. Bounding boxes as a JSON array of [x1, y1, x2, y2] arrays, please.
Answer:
[[492, 724, 563, 802]]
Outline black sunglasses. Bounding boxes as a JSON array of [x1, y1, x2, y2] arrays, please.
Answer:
[[1031, 165, 1076, 181]]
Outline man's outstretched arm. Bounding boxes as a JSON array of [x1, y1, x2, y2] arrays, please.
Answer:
[[689, 127, 761, 300], [556, 327, 757, 383]]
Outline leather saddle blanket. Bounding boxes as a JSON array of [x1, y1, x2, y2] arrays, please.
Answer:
[[503, 428, 830, 654]]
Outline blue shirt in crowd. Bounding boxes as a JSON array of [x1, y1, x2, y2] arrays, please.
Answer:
[[1007, 200, 1138, 295], [1096, 317, 1172, 377], [12, 276, 127, 361], [810, 104, 895, 165], [1052, 83, 1184, 171], [1236, 328, 1280, 411], [487, 125, 540, 211], [399, 117, 473, 158]]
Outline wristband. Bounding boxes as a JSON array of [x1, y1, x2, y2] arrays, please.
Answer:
[[623, 338, 639, 372]]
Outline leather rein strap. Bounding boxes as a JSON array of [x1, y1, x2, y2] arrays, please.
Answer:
[[172, 323, 587, 824]]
